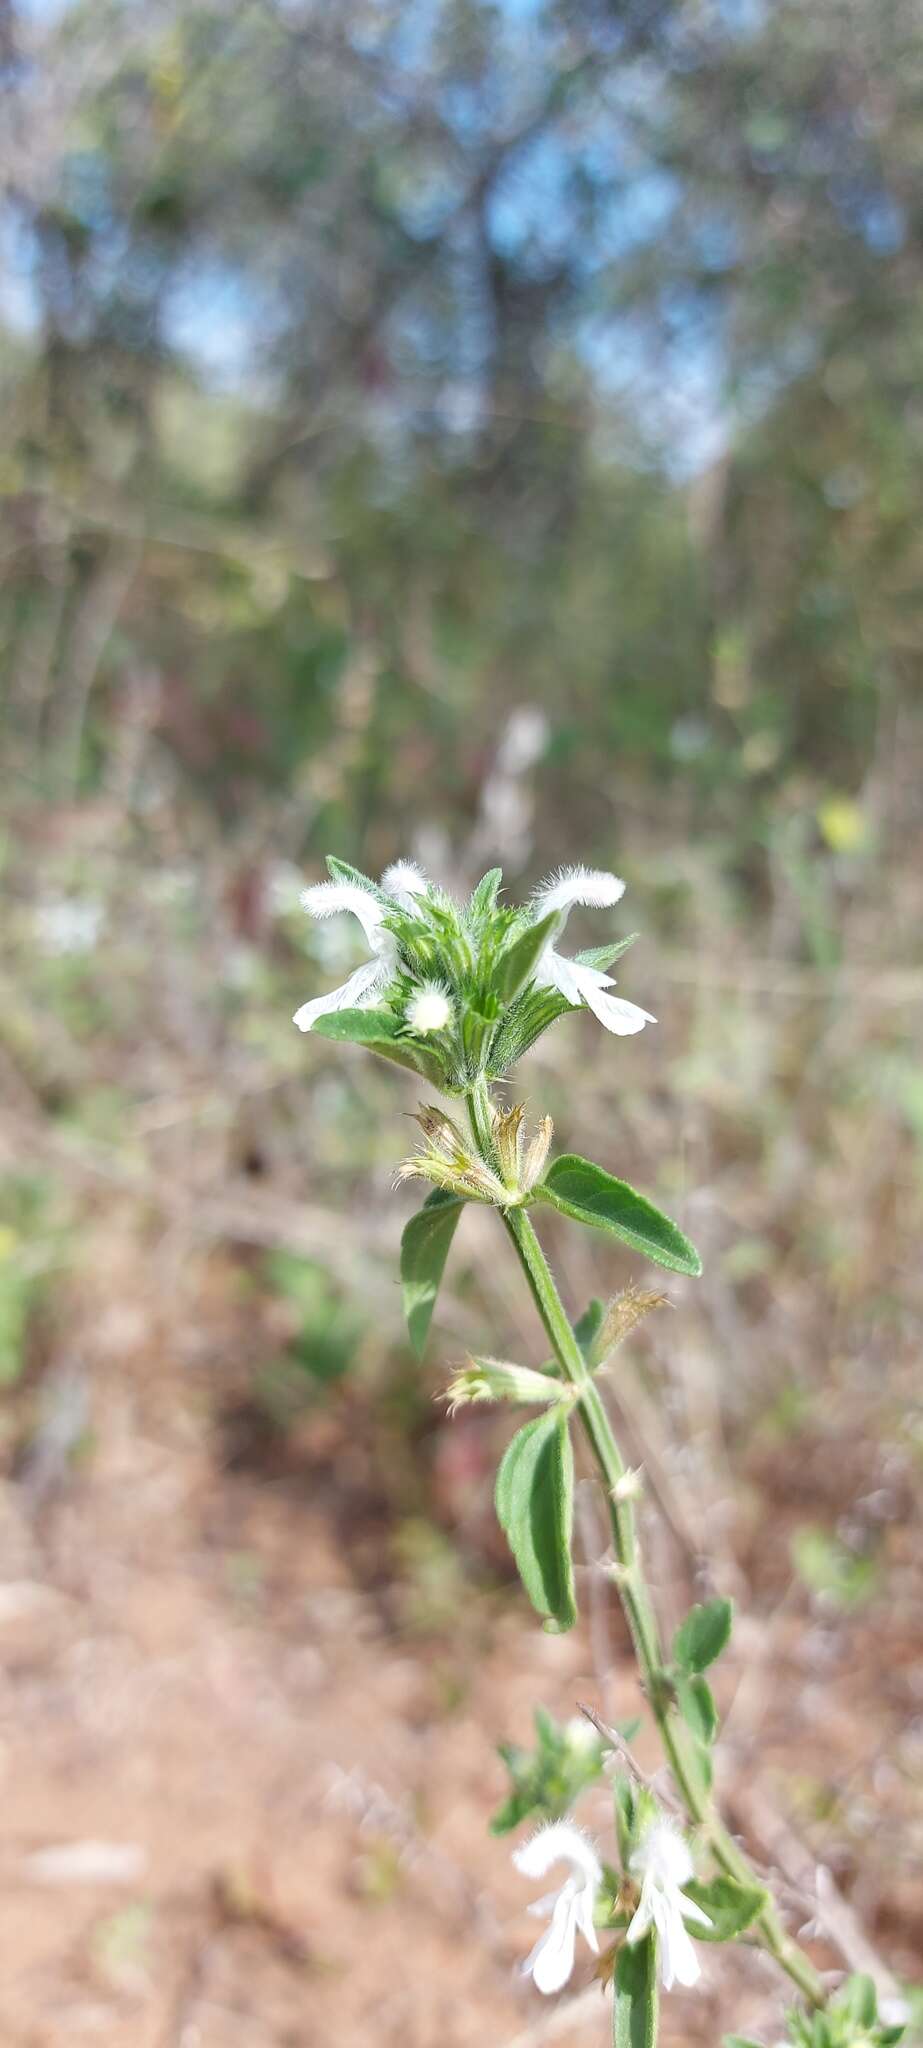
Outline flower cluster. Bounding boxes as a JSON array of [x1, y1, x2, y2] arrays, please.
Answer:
[[293, 856, 653, 1093], [513, 1812, 712, 2000]]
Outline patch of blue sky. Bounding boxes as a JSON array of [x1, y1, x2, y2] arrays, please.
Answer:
[[828, 179, 906, 256], [581, 295, 729, 481], [0, 215, 42, 337], [488, 127, 680, 280], [162, 258, 280, 397]]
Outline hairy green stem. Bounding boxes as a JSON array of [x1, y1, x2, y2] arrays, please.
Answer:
[[465, 1079, 824, 2010]]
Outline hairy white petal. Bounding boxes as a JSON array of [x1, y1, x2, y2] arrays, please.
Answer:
[[532, 946, 591, 1006], [582, 988, 656, 1036], [293, 959, 384, 1032], [572, 1878, 600, 1956], [523, 1883, 579, 1995], [300, 879, 385, 949], [381, 859, 429, 909], [513, 1821, 602, 1890], [653, 1889, 702, 1991], [625, 1874, 656, 1947], [630, 1821, 694, 1891], [533, 865, 625, 921]]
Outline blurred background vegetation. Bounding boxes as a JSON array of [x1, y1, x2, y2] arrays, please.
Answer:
[[0, 1, 922, 2041]]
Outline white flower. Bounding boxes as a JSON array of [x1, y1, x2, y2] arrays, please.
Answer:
[[513, 1820, 602, 1995], [531, 866, 655, 1036], [626, 1819, 711, 1991], [405, 981, 454, 1033], [34, 896, 104, 956], [564, 1715, 602, 1754], [293, 861, 428, 1032]]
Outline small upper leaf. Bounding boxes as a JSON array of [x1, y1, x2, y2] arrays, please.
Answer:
[[495, 1408, 577, 1630], [400, 1190, 464, 1358], [682, 1874, 767, 1942], [673, 1597, 733, 1673], [536, 1155, 702, 1277], [575, 933, 639, 972], [468, 867, 503, 922], [613, 1932, 658, 2048], [492, 909, 562, 1006]]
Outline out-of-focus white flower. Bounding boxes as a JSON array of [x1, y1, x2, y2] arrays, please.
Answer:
[[880, 1998, 911, 2029], [531, 867, 655, 1037], [564, 1715, 601, 1754], [34, 897, 104, 956], [294, 861, 428, 1032], [405, 981, 453, 1033], [626, 1818, 711, 1991], [514, 1820, 602, 1995], [266, 860, 306, 918]]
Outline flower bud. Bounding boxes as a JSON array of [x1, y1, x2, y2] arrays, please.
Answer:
[[444, 1357, 572, 1415]]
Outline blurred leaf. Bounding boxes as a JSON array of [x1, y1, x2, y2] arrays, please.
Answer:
[[400, 1190, 464, 1359], [673, 1598, 734, 1673], [495, 1409, 576, 1631], [791, 1526, 878, 1609], [675, 1672, 718, 1744], [683, 1875, 767, 1942]]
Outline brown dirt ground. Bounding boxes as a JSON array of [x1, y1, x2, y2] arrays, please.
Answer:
[[0, 1230, 919, 2048]]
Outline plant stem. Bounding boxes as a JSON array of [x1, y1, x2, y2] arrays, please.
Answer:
[[465, 1079, 825, 2010]]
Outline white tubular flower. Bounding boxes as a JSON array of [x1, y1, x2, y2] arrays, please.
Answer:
[[531, 866, 656, 1037], [626, 1819, 712, 1992], [293, 861, 428, 1032], [514, 1820, 602, 1996], [405, 981, 454, 1033]]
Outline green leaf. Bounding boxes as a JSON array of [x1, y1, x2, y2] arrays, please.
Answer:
[[495, 1409, 577, 1630], [492, 909, 562, 1006], [723, 2036, 765, 2046], [400, 1190, 464, 1358], [682, 1875, 767, 1942], [841, 1975, 877, 2028], [469, 867, 503, 920], [675, 1672, 718, 1744], [574, 1297, 605, 1363], [536, 1155, 702, 1277], [673, 1597, 733, 1673], [614, 1934, 658, 2048], [576, 933, 639, 972], [311, 1007, 445, 1085]]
